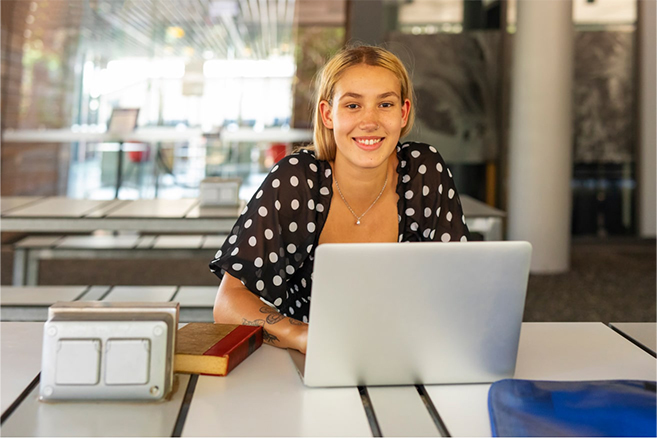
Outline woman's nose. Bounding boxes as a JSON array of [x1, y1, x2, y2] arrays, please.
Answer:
[[359, 108, 379, 131]]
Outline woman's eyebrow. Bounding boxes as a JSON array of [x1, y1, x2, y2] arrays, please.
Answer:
[[341, 92, 363, 99], [339, 91, 400, 99], [378, 91, 400, 99]]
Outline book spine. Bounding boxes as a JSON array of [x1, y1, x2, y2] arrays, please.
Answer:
[[226, 327, 263, 375], [203, 326, 263, 375]]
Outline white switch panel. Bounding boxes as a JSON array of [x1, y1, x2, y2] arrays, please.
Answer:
[[39, 302, 178, 401]]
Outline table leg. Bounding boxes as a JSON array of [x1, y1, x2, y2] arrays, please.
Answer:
[[25, 250, 40, 286], [115, 141, 124, 199], [12, 248, 27, 286]]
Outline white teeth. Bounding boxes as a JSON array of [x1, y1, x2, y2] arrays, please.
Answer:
[[357, 138, 381, 146]]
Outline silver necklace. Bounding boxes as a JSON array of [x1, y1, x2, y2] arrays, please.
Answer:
[[334, 172, 388, 225]]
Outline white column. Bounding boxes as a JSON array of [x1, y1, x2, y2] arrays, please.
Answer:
[[638, 0, 656, 238], [507, 0, 573, 273]]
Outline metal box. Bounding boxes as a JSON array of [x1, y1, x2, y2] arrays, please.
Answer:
[[39, 301, 178, 401], [199, 177, 241, 206]]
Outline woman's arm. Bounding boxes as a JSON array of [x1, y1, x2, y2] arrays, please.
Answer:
[[213, 273, 308, 353]]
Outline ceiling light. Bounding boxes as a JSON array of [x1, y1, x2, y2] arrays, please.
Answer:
[[166, 26, 185, 39]]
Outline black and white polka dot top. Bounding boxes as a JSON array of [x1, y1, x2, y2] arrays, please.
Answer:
[[209, 141, 470, 322]]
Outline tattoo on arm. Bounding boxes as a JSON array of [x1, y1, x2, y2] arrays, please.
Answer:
[[241, 318, 280, 344], [288, 318, 302, 325], [259, 305, 285, 324]]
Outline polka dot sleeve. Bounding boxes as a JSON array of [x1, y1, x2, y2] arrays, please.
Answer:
[[398, 142, 470, 242], [209, 152, 326, 306]]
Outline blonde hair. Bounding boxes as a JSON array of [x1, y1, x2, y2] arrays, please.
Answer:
[[310, 45, 415, 161]]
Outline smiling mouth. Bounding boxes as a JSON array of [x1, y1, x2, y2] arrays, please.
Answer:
[[353, 137, 384, 147]]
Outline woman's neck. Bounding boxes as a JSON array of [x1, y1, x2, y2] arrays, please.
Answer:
[[331, 152, 396, 204]]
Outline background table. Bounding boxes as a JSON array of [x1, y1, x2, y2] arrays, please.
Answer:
[[1, 195, 503, 238], [1, 197, 242, 233], [1, 286, 216, 323]]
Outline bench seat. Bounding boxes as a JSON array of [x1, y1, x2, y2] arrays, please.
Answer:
[[12, 234, 226, 286]]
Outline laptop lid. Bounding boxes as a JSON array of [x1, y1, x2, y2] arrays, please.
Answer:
[[296, 241, 532, 387]]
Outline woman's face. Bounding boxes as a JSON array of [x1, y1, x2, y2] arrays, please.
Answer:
[[319, 64, 411, 170]]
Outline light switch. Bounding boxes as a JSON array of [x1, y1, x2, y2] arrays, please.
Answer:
[[105, 339, 150, 385], [55, 339, 101, 385]]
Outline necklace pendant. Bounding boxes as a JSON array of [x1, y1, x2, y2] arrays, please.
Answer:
[[356, 220, 361, 225]]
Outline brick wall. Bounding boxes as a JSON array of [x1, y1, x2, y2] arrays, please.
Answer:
[[1, 0, 81, 196]]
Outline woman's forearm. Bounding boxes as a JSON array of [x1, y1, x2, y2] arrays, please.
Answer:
[[213, 273, 308, 353]]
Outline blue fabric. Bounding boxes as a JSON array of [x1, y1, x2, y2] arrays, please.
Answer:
[[488, 379, 657, 437]]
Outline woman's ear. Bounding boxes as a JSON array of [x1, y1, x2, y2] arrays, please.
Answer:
[[319, 100, 333, 129], [400, 98, 411, 128]]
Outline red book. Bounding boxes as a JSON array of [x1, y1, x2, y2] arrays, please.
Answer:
[[174, 323, 263, 376]]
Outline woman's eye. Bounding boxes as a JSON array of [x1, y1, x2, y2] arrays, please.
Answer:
[[380, 102, 393, 108], [346, 103, 359, 109]]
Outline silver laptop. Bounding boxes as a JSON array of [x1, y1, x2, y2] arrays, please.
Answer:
[[289, 241, 532, 387]]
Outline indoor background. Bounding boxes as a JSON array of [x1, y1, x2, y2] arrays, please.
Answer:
[[1, 0, 655, 322]]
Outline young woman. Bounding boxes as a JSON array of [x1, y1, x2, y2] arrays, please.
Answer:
[[210, 45, 469, 353]]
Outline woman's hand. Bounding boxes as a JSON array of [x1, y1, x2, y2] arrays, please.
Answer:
[[288, 319, 308, 354]]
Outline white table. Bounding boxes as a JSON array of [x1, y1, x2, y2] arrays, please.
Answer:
[[425, 322, 657, 437], [610, 322, 657, 356], [1, 197, 243, 233], [0, 197, 46, 214], [1, 322, 654, 436], [1, 285, 215, 323], [1, 195, 502, 239], [1, 322, 44, 416], [182, 346, 372, 437]]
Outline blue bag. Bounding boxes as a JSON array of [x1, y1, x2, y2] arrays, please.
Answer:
[[488, 379, 657, 437]]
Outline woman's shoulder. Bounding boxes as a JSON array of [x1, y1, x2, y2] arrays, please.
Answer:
[[257, 150, 331, 205], [271, 149, 328, 177], [398, 141, 448, 172]]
